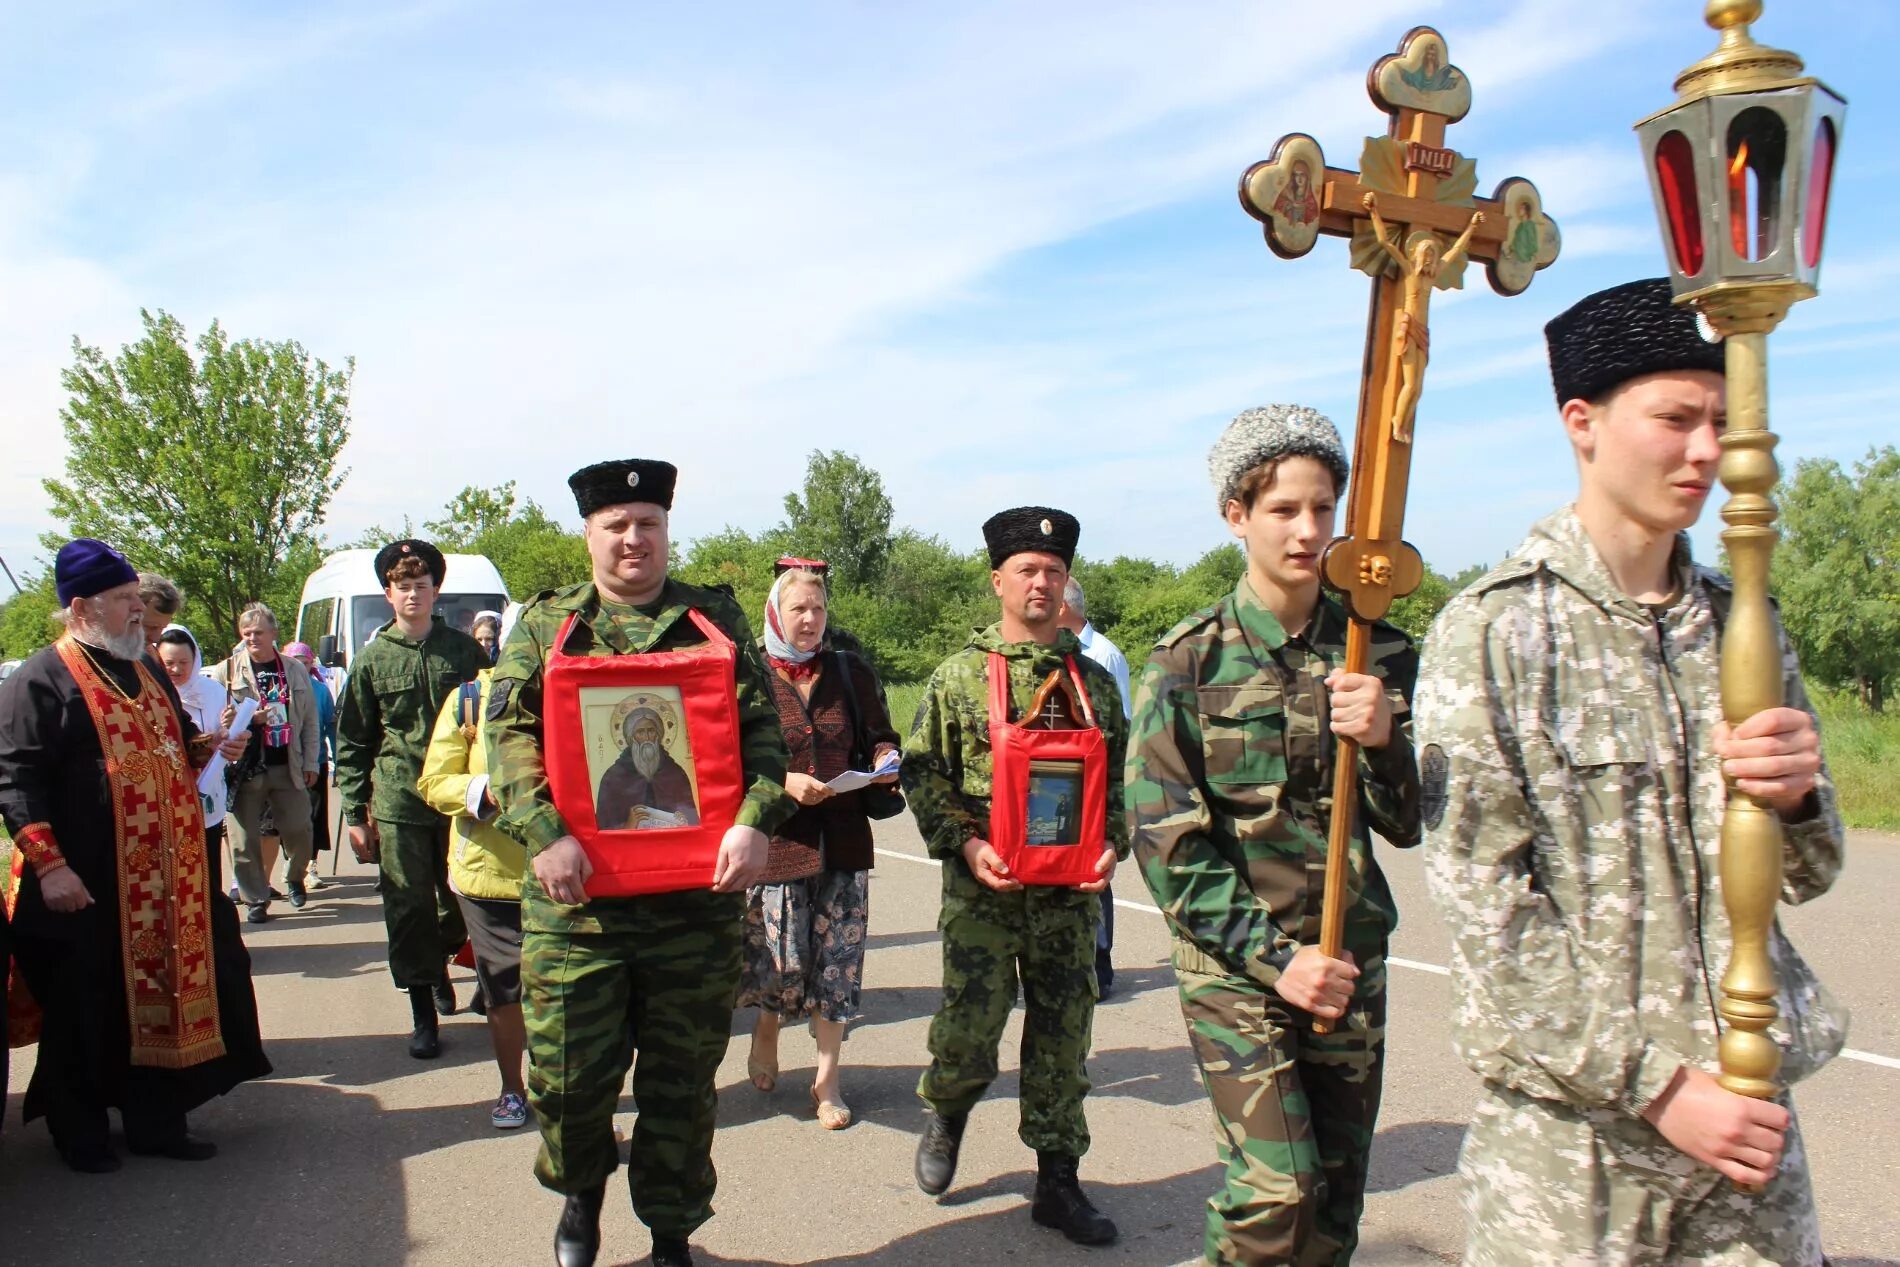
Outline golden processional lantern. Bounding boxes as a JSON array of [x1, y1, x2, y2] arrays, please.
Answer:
[[1632, 0, 1845, 1111]]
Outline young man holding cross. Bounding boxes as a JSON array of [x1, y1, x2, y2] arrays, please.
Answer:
[[1126, 405, 1421, 1266], [1416, 279, 1845, 1265]]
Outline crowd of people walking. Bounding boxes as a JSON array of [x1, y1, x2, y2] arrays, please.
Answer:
[[0, 278, 1853, 1267]]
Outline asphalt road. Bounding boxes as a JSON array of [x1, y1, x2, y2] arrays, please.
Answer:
[[1, 819, 1894, 1266]]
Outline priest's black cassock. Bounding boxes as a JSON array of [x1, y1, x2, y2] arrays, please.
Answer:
[[0, 639, 270, 1164]]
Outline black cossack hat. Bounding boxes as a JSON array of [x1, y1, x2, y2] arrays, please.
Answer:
[[1545, 277, 1726, 406], [374, 539, 446, 586], [568, 459, 678, 516], [982, 506, 1080, 569]]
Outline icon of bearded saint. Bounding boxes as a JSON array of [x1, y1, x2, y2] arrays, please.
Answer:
[[595, 704, 700, 830]]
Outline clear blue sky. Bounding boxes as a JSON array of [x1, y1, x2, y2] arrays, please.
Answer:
[[1, 1, 1893, 589]]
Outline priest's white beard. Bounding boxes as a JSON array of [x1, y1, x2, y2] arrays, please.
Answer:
[[72, 621, 149, 662], [631, 739, 662, 779]]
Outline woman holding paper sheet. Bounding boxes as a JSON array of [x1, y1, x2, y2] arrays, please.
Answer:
[[739, 564, 900, 1129]]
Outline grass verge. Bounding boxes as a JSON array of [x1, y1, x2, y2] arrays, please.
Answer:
[[1813, 689, 1900, 834]]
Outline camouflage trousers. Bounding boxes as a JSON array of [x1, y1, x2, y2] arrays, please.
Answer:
[[917, 886, 1099, 1156], [1174, 936, 1387, 1267], [521, 894, 743, 1238], [377, 819, 466, 989], [1460, 1084, 1824, 1266]]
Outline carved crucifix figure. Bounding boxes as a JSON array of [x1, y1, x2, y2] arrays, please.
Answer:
[[1237, 24, 1561, 1032], [1365, 193, 1484, 443]]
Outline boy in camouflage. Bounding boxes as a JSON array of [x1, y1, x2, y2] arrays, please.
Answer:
[[486, 459, 794, 1267], [334, 539, 489, 1059], [1416, 279, 1845, 1265], [1127, 405, 1421, 1266], [902, 506, 1128, 1248]]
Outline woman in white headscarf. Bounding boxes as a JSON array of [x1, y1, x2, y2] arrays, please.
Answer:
[[738, 566, 901, 1130], [154, 624, 236, 895]]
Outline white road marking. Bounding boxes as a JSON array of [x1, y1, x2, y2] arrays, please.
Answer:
[[873, 845, 1895, 1072]]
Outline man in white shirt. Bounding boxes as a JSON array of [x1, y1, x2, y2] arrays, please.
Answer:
[[1057, 577, 1131, 996]]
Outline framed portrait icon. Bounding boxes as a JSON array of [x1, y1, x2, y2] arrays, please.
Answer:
[[542, 609, 747, 896]]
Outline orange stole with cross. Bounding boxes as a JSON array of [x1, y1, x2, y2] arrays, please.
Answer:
[[42, 639, 226, 1067]]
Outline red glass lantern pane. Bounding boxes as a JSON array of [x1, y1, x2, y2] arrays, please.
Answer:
[[1654, 130, 1704, 277], [1804, 117, 1836, 269]]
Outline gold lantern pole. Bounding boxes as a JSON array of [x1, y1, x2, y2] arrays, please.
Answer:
[[1647, 0, 1831, 1105]]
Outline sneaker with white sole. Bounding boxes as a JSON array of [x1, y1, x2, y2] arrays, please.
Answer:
[[492, 1092, 528, 1130]]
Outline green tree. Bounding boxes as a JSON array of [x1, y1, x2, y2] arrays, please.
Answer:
[[426, 482, 590, 598], [1774, 446, 1900, 711], [1387, 566, 1456, 642], [780, 450, 894, 589], [0, 570, 62, 660], [43, 309, 352, 650]]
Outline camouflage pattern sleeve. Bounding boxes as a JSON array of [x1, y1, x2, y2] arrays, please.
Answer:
[[1126, 643, 1298, 988], [713, 591, 796, 836], [332, 646, 381, 827], [1776, 619, 1845, 905], [1417, 599, 1690, 1116], [485, 602, 567, 856], [900, 662, 982, 861], [1357, 628, 1422, 849]]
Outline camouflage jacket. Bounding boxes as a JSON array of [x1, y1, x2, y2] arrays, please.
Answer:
[[485, 577, 794, 862], [1416, 507, 1846, 1118], [901, 623, 1130, 907], [1127, 580, 1420, 988], [334, 617, 490, 826]]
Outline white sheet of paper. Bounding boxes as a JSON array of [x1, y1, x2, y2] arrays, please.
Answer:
[[824, 751, 901, 794], [196, 696, 258, 795]]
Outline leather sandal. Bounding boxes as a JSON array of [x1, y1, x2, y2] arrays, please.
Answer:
[[747, 1053, 777, 1093], [810, 1086, 852, 1130]]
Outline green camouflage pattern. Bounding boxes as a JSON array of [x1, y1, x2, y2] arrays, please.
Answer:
[[901, 623, 1128, 1156], [334, 617, 489, 827], [900, 624, 1130, 875], [918, 876, 1101, 1154], [1416, 507, 1845, 1264], [486, 574, 792, 1233], [1125, 579, 1418, 1264], [521, 888, 743, 1237], [1175, 937, 1387, 1267], [377, 818, 466, 988], [1126, 580, 1420, 987]]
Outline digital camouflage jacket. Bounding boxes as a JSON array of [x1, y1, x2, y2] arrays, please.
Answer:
[[334, 616, 490, 827], [485, 577, 794, 860], [901, 623, 1130, 908], [1126, 579, 1420, 989], [1415, 507, 1846, 1118]]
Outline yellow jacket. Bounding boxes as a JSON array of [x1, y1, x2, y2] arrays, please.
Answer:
[[416, 669, 525, 901]]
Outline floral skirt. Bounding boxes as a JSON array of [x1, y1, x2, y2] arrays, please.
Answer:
[[738, 868, 869, 1023]]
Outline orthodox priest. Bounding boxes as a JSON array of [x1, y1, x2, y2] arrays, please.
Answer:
[[0, 538, 271, 1173]]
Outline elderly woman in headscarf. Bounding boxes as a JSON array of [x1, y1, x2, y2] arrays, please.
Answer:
[[739, 564, 900, 1129]]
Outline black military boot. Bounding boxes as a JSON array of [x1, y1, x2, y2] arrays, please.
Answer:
[[433, 969, 457, 1016], [649, 1234, 694, 1266], [1030, 1151, 1118, 1246], [913, 1110, 968, 1196], [553, 1184, 605, 1267], [407, 986, 441, 1059]]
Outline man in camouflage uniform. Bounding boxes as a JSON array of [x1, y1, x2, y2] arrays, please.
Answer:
[[1127, 405, 1421, 1266], [902, 505, 1127, 1248], [1416, 279, 1846, 1266], [487, 459, 793, 1267], [335, 538, 489, 1059]]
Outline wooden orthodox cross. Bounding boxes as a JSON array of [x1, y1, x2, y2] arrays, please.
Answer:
[[1239, 26, 1561, 1032]]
